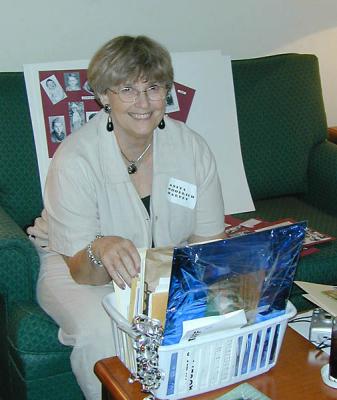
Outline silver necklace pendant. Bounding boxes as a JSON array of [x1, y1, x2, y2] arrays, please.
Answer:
[[128, 162, 137, 174], [121, 142, 152, 175]]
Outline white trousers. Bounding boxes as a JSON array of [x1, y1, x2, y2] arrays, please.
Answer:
[[36, 248, 116, 400]]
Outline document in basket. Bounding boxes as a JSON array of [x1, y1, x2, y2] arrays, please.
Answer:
[[112, 247, 147, 319], [113, 246, 174, 323], [142, 246, 173, 324], [180, 308, 247, 342]]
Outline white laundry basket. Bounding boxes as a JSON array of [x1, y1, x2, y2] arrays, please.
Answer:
[[103, 293, 296, 400]]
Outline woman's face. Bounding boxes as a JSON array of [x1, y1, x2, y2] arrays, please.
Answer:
[[101, 79, 166, 140]]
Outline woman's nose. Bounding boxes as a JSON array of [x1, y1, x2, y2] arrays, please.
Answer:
[[134, 90, 150, 107]]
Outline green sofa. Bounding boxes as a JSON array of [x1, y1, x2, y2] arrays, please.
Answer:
[[1, 53, 337, 400]]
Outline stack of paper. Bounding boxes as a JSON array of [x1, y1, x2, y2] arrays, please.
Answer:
[[113, 246, 173, 324], [295, 281, 337, 316]]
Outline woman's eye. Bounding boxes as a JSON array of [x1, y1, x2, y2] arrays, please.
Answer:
[[148, 85, 160, 92], [121, 87, 133, 93]]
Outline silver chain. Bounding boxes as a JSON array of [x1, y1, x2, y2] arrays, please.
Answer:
[[120, 142, 152, 174]]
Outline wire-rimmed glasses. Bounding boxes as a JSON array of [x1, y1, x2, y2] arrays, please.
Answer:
[[107, 84, 168, 103]]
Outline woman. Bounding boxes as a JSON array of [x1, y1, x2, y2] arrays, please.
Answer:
[[30, 35, 225, 400]]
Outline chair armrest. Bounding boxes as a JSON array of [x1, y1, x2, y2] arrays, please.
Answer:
[[304, 140, 337, 216], [0, 205, 40, 307], [328, 126, 337, 144]]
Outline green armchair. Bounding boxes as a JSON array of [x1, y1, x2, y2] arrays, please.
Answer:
[[1, 53, 337, 400], [232, 54, 337, 310], [0, 73, 83, 400]]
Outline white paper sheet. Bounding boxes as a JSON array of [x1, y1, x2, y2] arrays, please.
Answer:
[[180, 309, 247, 342], [295, 281, 337, 317]]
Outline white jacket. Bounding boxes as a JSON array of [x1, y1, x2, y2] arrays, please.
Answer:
[[31, 111, 224, 256]]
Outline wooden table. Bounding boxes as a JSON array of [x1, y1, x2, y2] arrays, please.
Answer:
[[94, 328, 336, 399]]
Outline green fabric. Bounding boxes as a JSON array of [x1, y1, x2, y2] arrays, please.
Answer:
[[231, 54, 328, 200], [10, 356, 83, 400], [304, 141, 337, 216], [0, 206, 40, 305], [0, 72, 76, 399], [0, 295, 10, 400], [0, 206, 41, 399], [0, 73, 43, 229], [8, 303, 72, 380], [236, 196, 337, 310]]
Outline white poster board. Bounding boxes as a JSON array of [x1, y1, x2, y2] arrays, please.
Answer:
[[24, 50, 254, 215]]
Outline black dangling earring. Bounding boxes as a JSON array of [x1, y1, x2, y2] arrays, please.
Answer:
[[104, 104, 114, 132], [106, 115, 114, 132], [158, 119, 165, 130]]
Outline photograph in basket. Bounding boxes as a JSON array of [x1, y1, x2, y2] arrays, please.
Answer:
[[162, 222, 306, 345]]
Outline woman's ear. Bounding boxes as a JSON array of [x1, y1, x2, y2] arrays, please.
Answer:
[[99, 93, 109, 106]]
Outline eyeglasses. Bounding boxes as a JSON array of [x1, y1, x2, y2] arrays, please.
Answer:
[[108, 84, 168, 103]]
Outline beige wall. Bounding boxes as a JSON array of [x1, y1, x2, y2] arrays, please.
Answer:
[[1, 0, 337, 124]]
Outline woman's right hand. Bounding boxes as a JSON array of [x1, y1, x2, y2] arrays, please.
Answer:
[[92, 236, 141, 289]]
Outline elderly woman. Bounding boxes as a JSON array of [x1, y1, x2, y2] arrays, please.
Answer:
[[30, 35, 225, 400]]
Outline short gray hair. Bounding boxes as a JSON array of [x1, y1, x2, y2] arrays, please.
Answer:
[[88, 35, 174, 99]]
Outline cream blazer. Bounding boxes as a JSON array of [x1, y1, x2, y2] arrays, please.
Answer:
[[43, 111, 225, 256]]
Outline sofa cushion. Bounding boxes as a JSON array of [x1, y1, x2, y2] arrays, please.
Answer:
[[232, 54, 328, 200], [10, 363, 83, 400], [7, 302, 73, 380]]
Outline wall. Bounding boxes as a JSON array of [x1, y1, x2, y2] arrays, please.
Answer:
[[1, 0, 337, 124]]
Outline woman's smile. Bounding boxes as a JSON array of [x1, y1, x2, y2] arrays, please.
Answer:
[[128, 112, 152, 120]]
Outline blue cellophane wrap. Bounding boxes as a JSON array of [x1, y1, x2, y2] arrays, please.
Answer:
[[162, 222, 306, 345]]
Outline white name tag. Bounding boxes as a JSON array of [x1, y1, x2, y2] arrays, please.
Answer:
[[167, 178, 197, 209]]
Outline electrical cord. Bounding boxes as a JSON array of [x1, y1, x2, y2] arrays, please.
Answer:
[[315, 337, 331, 350], [288, 312, 332, 352], [288, 317, 311, 323]]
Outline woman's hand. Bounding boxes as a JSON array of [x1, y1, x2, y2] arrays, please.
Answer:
[[92, 236, 141, 289], [63, 236, 141, 288]]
